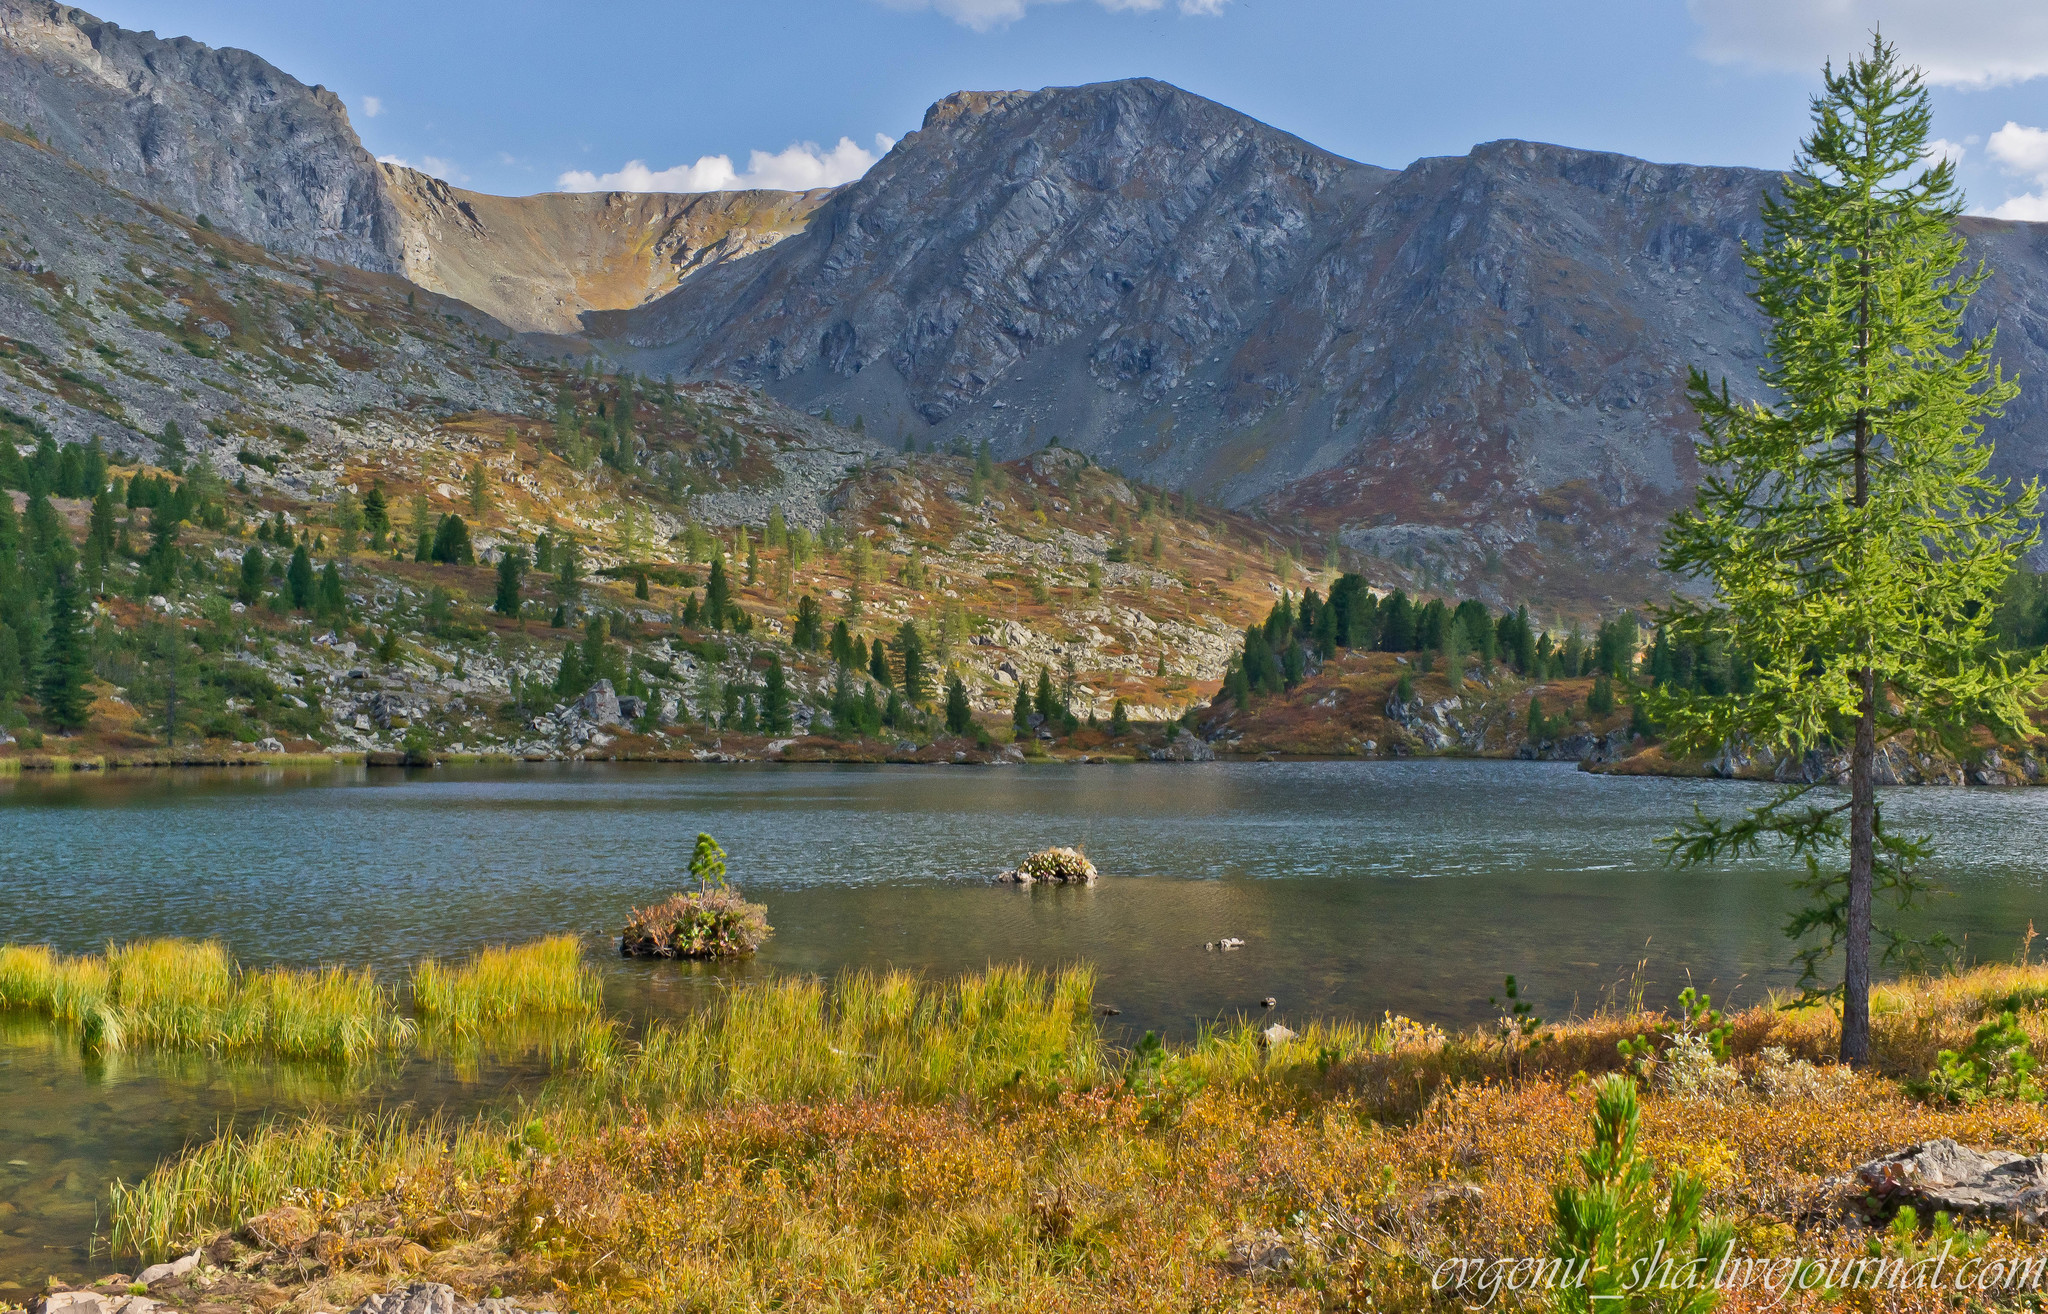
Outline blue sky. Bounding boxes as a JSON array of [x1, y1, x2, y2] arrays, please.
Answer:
[[83, 0, 2048, 216]]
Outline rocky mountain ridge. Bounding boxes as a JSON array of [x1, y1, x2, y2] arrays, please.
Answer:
[[599, 81, 2048, 605], [7, 4, 2048, 608]]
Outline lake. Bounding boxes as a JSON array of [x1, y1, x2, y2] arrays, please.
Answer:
[[4, 758, 2047, 1283]]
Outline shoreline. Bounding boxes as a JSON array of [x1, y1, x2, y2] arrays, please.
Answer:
[[6, 740, 2044, 786]]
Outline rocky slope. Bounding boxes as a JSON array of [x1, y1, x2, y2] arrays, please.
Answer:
[[9, 6, 2048, 612], [0, 3, 824, 338], [0, 0, 402, 273], [381, 166, 834, 334]]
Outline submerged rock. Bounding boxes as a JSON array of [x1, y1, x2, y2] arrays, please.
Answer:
[[1854, 1139, 2048, 1229]]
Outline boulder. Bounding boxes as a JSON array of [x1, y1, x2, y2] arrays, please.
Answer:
[[1149, 734, 1215, 762], [135, 1250, 200, 1286], [576, 680, 623, 726], [347, 1285, 459, 1314], [1854, 1139, 2048, 1229], [617, 695, 646, 723], [30, 1296, 157, 1314]]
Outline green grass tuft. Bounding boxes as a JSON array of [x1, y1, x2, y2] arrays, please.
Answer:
[[410, 934, 601, 1028]]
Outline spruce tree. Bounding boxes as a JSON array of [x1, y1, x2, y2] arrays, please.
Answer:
[[762, 654, 793, 734], [238, 545, 266, 606], [793, 594, 823, 651], [1653, 38, 2041, 1067], [494, 547, 526, 616], [430, 513, 474, 564], [287, 543, 313, 609], [869, 635, 892, 689], [316, 560, 345, 616], [1013, 684, 1032, 735], [896, 620, 927, 704], [145, 504, 179, 596], [945, 673, 972, 735], [84, 489, 115, 596], [705, 555, 730, 630], [38, 566, 89, 729], [1034, 667, 1059, 723], [362, 484, 390, 550]]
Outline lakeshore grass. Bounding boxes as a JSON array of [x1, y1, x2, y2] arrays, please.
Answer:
[[409, 934, 602, 1028], [101, 960, 2048, 1312], [0, 935, 608, 1065], [0, 939, 428, 1061]]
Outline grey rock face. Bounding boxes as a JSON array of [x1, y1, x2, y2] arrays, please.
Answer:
[[1855, 1139, 2048, 1230], [345, 1285, 538, 1314], [601, 78, 2048, 595], [0, 1, 402, 272], [575, 679, 622, 726]]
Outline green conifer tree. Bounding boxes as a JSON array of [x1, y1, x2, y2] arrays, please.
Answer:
[[495, 547, 526, 616], [705, 555, 730, 630], [316, 560, 345, 616], [869, 634, 892, 689], [896, 620, 927, 704], [762, 654, 793, 734], [38, 567, 90, 729], [287, 543, 313, 609], [84, 489, 115, 596], [945, 672, 972, 734], [238, 544, 266, 606], [1656, 37, 2044, 1066]]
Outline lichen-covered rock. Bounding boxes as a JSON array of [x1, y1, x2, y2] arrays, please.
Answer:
[[1854, 1139, 2048, 1229]]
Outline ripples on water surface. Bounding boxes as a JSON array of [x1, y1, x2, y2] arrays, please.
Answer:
[[4, 759, 2048, 1282]]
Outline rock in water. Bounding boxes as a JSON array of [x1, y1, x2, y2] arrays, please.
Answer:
[[1854, 1139, 2048, 1229], [995, 846, 1099, 885]]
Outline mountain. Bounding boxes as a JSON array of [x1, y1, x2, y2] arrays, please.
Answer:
[[596, 80, 2048, 604], [0, 2, 825, 337], [0, 0, 401, 273], [7, 4, 2048, 607]]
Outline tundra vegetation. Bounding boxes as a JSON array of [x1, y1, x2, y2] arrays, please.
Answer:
[[53, 950, 2048, 1314]]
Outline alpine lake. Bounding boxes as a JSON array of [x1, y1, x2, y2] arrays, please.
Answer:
[[4, 758, 2047, 1284]]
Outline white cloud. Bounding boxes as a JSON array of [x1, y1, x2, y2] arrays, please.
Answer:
[[1989, 121, 2048, 181], [874, 0, 1227, 32], [376, 153, 468, 184], [1687, 0, 2048, 88], [1982, 122, 2048, 220], [360, 95, 383, 119], [556, 134, 895, 194], [1923, 137, 1967, 166], [1989, 193, 2048, 220]]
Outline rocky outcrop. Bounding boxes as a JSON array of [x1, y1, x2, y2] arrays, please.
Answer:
[[346, 1284, 537, 1314], [0, 1, 402, 272], [1854, 1139, 2048, 1230]]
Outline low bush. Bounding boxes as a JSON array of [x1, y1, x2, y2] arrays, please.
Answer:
[[620, 887, 770, 959]]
